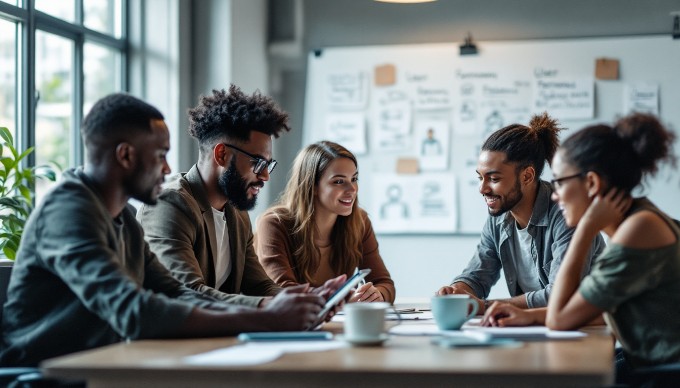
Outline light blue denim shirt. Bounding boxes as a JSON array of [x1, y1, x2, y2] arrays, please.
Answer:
[[452, 180, 605, 308]]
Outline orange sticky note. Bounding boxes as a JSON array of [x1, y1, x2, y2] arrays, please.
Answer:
[[375, 64, 396, 86], [595, 58, 619, 80], [396, 158, 419, 174]]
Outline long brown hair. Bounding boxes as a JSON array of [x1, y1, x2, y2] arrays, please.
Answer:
[[267, 141, 364, 283]]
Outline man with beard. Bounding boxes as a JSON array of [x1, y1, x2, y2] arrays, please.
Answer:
[[436, 113, 605, 314], [1, 94, 331, 367], [137, 86, 292, 307]]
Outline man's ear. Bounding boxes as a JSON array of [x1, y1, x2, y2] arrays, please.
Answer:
[[213, 142, 231, 167], [115, 142, 135, 169], [521, 166, 536, 186]]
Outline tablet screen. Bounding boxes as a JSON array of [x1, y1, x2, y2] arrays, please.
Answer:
[[313, 268, 371, 325]]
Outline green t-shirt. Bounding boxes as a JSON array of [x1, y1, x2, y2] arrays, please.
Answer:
[[579, 198, 680, 367]]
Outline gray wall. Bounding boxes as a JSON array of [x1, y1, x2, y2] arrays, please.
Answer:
[[266, 0, 680, 300]]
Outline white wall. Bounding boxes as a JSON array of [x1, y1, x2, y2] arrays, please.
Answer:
[[267, 0, 680, 301]]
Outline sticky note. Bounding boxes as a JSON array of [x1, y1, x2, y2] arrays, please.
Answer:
[[375, 64, 396, 86], [595, 58, 619, 80], [396, 158, 419, 174]]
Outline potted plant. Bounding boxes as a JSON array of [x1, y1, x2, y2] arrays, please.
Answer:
[[1, 126, 57, 260]]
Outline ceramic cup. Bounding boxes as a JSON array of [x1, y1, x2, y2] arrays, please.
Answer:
[[431, 295, 478, 330], [343, 302, 390, 342]]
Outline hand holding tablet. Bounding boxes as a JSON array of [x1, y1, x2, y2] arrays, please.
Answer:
[[310, 269, 371, 329]]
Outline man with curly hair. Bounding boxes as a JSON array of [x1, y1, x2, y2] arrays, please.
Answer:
[[1, 93, 332, 366], [137, 85, 330, 307]]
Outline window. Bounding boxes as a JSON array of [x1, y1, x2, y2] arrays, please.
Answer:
[[0, 18, 17, 139], [0, 0, 127, 200]]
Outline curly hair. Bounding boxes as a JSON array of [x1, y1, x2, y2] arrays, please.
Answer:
[[482, 112, 564, 177], [187, 85, 290, 157]]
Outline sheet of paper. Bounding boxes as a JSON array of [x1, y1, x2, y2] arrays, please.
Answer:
[[388, 322, 440, 336], [184, 341, 346, 366], [183, 345, 283, 366], [389, 321, 587, 340], [463, 326, 587, 340]]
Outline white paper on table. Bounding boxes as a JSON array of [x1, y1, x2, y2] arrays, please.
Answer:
[[245, 341, 347, 353], [462, 326, 587, 340], [385, 311, 434, 321], [388, 322, 440, 336], [183, 345, 283, 366], [183, 341, 346, 366], [389, 321, 586, 341], [332, 311, 433, 322]]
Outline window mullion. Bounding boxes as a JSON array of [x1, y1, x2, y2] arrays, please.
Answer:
[[73, 34, 84, 167], [20, 0, 36, 168]]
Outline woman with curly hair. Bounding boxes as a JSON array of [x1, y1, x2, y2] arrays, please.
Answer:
[[256, 141, 395, 303], [482, 113, 679, 384]]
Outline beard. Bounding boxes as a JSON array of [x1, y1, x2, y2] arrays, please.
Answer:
[[487, 177, 523, 217], [218, 158, 261, 211]]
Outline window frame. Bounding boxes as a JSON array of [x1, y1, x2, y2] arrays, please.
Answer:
[[0, 0, 127, 170]]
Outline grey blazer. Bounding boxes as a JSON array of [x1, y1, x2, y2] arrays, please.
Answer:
[[137, 165, 281, 307]]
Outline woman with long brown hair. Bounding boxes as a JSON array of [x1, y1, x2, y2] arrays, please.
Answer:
[[255, 141, 395, 303]]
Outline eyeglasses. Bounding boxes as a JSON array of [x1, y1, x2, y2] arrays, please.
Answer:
[[224, 144, 277, 175], [550, 172, 585, 191]]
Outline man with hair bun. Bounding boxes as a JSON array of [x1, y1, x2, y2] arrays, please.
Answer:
[[436, 112, 605, 314], [482, 113, 679, 385], [137, 85, 343, 307]]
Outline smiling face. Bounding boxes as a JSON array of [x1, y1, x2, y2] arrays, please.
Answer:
[[127, 119, 171, 205], [314, 157, 358, 220], [550, 149, 591, 227], [476, 150, 525, 217], [219, 131, 273, 210]]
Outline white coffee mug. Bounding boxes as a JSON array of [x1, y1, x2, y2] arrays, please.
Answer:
[[343, 302, 390, 341]]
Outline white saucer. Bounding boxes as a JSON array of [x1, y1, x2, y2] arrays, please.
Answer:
[[338, 334, 390, 346]]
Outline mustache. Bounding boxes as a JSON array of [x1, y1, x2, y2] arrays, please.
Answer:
[[250, 181, 264, 189]]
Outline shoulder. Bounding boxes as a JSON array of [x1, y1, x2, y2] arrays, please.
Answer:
[[138, 173, 200, 222], [612, 209, 677, 249], [256, 208, 292, 234]]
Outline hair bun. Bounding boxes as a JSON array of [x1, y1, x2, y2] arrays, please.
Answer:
[[614, 113, 676, 175]]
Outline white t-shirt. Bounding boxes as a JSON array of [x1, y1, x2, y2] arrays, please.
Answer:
[[511, 221, 542, 294], [211, 207, 232, 290]]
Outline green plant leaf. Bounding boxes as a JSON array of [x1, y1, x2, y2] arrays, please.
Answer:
[[0, 127, 13, 145]]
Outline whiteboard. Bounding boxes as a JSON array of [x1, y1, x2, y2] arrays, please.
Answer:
[[303, 36, 680, 234]]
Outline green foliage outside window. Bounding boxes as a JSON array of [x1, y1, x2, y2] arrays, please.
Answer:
[[0, 126, 57, 260]]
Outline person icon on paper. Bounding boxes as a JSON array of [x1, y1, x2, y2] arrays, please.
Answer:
[[484, 110, 503, 136], [421, 128, 443, 156], [380, 184, 409, 219]]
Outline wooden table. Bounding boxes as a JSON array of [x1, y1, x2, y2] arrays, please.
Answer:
[[41, 323, 614, 387]]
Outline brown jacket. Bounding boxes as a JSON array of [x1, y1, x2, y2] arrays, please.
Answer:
[[255, 209, 395, 303], [137, 165, 281, 307]]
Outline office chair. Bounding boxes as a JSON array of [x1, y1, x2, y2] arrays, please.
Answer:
[[629, 362, 680, 388], [0, 265, 84, 388]]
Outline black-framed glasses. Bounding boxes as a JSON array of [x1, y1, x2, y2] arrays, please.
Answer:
[[224, 144, 277, 175], [550, 172, 585, 191]]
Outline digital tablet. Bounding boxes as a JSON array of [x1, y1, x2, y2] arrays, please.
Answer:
[[312, 268, 371, 328], [238, 331, 333, 342]]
